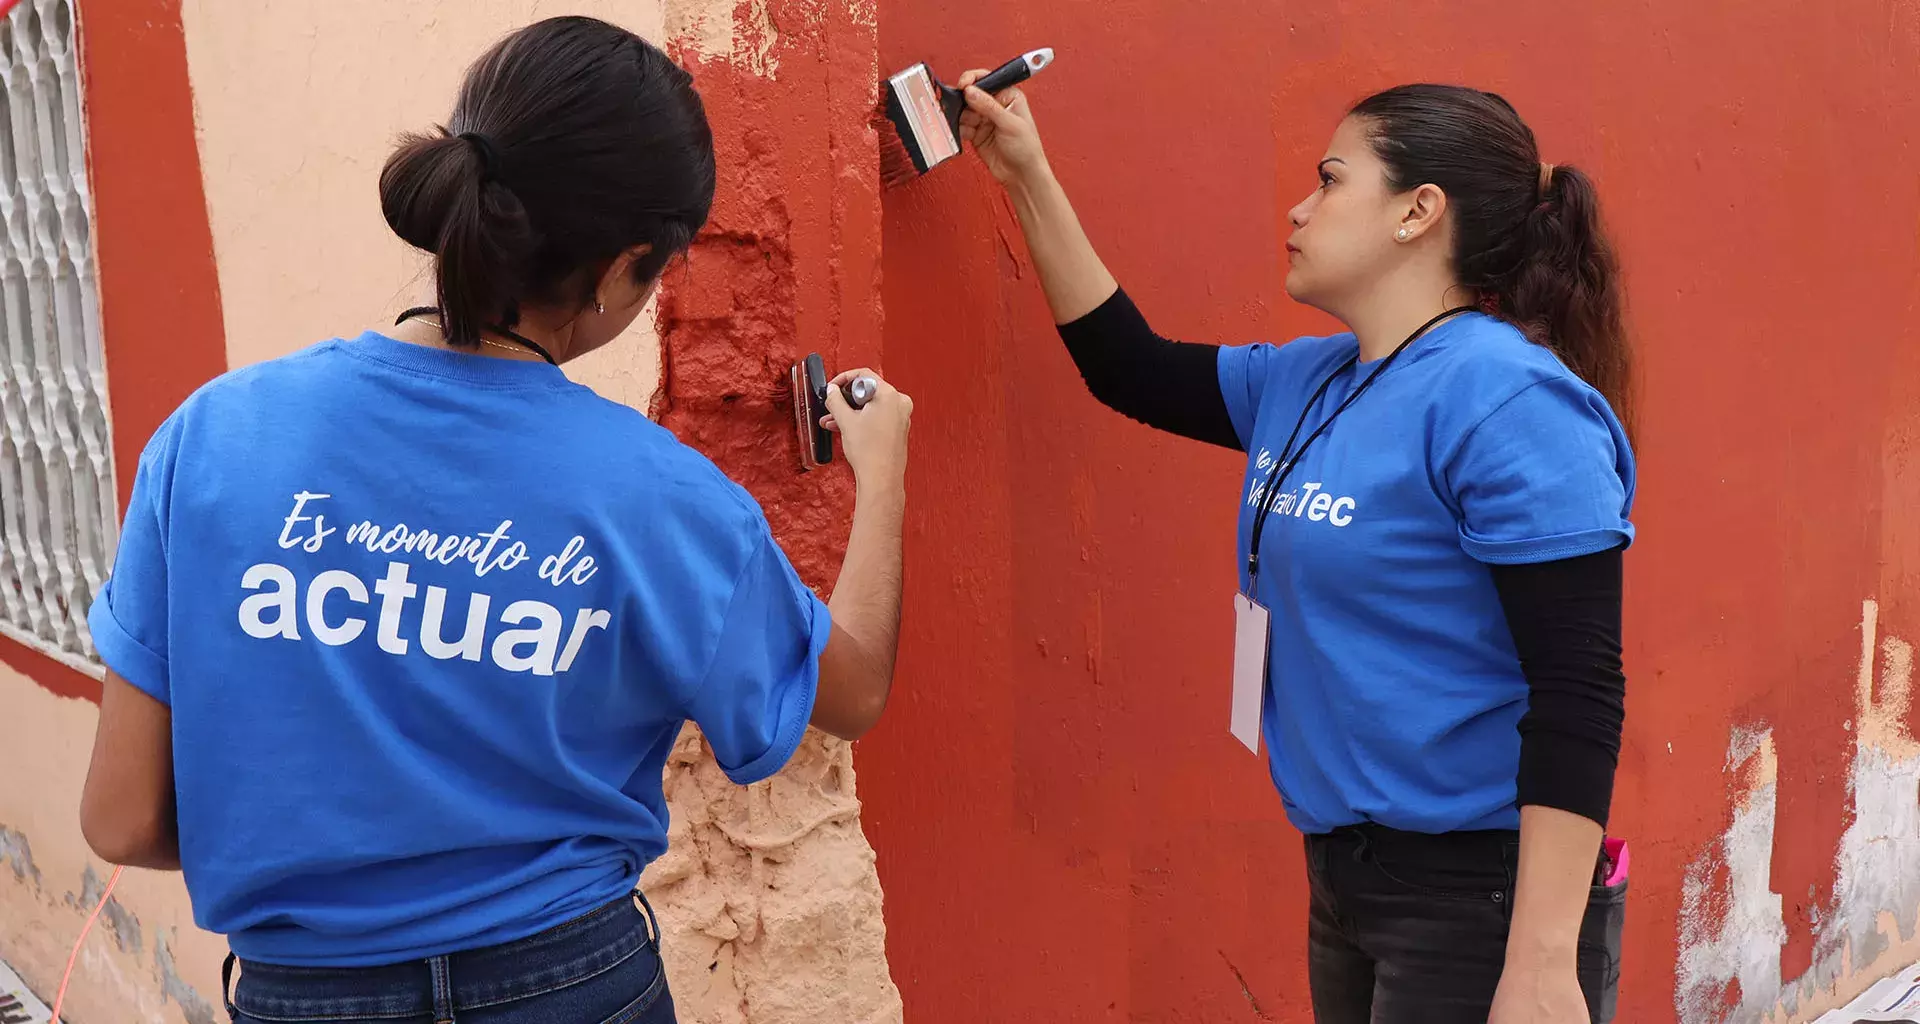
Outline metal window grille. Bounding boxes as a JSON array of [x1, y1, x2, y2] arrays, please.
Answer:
[[0, 0, 116, 678]]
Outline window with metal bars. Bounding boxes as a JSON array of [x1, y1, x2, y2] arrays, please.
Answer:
[[0, 0, 117, 678]]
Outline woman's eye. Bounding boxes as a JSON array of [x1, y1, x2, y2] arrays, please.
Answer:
[[1318, 174, 1334, 189]]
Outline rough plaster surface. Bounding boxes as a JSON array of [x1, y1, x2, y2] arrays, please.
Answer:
[[1676, 601, 1920, 1023], [0, 0, 893, 1020], [642, 0, 898, 1017], [642, 728, 898, 1024]]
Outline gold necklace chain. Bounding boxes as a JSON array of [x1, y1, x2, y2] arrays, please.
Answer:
[[479, 336, 531, 357], [414, 317, 536, 359]]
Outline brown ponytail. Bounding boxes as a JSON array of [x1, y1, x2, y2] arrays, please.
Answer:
[[1504, 164, 1631, 435], [1351, 85, 1634, 436], [380, 132, 535, 349]]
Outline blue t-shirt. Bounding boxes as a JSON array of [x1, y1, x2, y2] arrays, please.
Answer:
[[1217, 313, 1634, 835], [87, 334, 830, 966]]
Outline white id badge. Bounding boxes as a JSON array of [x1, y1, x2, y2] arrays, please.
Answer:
[[1230, 593, 1270, 754]]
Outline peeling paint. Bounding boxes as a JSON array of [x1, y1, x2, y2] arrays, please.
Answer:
[[1780, 607, 1920, 1020], [156, 932, 219, 1024], [664, 0, 735, 67], [0, 825, 40, 889], [666, 0, 783, 76], [1676, 601, 1920, 1023], [75, 865, 143, 957], [1678, 724, 1788, 1021]]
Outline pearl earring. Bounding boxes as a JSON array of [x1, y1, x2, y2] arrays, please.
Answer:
[[1396, 228, 1410, 241], [595, 301, 606, 315]]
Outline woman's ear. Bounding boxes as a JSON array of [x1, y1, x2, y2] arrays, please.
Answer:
[[593, 243, 656, 311], [1398, 183, 1449, 242]]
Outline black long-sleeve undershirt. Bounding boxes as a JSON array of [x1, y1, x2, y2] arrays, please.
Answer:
[[1490, 547, 1626, 826], [1055, 287, 1626, 827], [1057, 290, 1244, 451]]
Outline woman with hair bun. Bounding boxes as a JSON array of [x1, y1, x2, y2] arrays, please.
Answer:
[[80, 18, 913, 1023]]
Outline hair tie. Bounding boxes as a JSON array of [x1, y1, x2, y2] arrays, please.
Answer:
[[457, 131, 503, 183], [1538, 162, 1556, 196]]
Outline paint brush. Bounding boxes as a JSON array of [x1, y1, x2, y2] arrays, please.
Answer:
[[876, 48, 1054, 188], [791, 353, 877, 471]]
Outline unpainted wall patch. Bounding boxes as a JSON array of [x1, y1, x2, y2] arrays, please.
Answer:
[[76, 864, 143, 956], [665, 0, 782, 76], [1676, 600, 1920, 1023], [1676, 724, 1786, 1022], [156, 932, 219, 1024], [0, 825, 41, 888]]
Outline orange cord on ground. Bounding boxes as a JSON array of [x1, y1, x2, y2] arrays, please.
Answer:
[[49, 863, 123, 1022]]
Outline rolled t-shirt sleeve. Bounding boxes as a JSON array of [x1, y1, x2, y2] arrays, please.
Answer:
[[88, 432, 174, 705], [685, 523, 830, 785], [1215, 342, 1281, 450], [1447, 376, 1636, 565]]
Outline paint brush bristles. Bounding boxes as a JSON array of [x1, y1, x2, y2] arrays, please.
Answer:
[[874, 49, 1053, 190], [876, 107, 920, 189]]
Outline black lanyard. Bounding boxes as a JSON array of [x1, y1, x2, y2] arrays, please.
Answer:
[[1245, 307, 1474, 590], [395, 306, 558, 366]]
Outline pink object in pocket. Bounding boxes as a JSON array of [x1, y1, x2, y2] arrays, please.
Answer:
[[1602, 837, 1630, 886]]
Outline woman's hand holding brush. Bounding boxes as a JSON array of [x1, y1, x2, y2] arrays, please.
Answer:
[[957, 69, 1050, 187], [959, 70, 1117, 324]]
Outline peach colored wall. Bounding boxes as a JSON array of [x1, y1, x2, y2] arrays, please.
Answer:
[[175, 0, 667, 401], [0, 668, 225, 1024], [0, 2, 897, 1021]]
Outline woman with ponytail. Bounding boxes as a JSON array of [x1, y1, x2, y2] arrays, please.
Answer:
[[961, 79, 1633, 1022], [79, 17, 913, 1023]]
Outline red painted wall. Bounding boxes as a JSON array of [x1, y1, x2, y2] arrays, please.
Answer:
[[861, 1, 1920, 1021], [78, 0, 227, 504], [659, 2, 881, 597]]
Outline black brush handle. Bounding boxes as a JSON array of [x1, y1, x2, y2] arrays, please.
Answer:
[[804, 354, 833, 466], [974, 55, 1035, 95]]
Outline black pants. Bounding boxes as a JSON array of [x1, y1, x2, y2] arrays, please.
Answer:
[[1304, 825, 1625, 1024]]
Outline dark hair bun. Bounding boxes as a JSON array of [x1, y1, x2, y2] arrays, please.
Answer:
[[378, 16, 716, 349]]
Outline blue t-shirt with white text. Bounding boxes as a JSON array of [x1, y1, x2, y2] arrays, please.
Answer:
[[1217, 313, 1634, 835], [88, 334, 830, 966]]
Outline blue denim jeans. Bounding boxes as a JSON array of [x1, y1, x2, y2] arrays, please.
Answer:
[[224, 892, 674, 1023]]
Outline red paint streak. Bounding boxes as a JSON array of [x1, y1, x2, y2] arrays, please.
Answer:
[[3, 0, 231, 702], [79, 0, 228, 506], [0, 641, 98, 703], [656, 2, 881, 592], [860, 2, 1920, 1022]]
